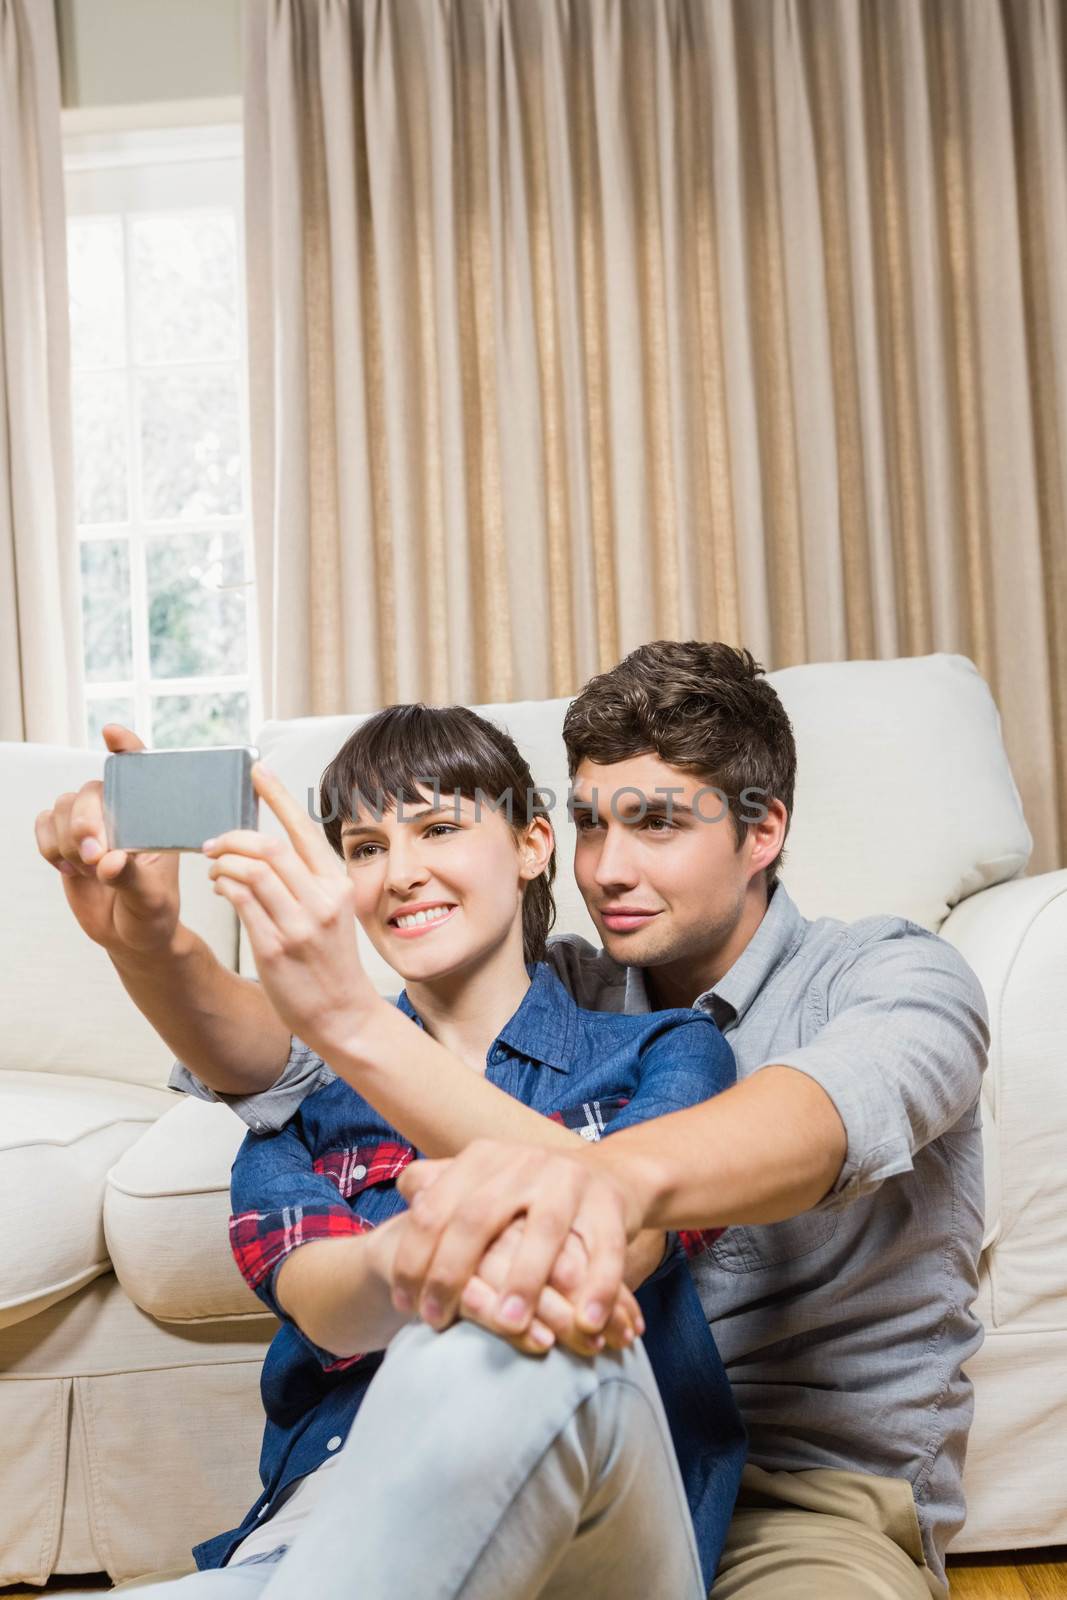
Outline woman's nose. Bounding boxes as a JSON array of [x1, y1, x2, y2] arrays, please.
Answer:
[[384, 835, 430, 892]]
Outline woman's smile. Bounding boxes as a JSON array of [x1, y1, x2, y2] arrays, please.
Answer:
[[386, 900, 459, 939]]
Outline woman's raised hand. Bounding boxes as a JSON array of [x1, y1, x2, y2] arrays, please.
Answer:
[[34, 724, 182, 960], [204, 763, 380, 1057]]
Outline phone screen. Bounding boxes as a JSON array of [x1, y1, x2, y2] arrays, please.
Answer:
[[103, 747, 260, 851]]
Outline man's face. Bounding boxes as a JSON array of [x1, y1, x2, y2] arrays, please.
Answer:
[[571, 753, 767, 976]]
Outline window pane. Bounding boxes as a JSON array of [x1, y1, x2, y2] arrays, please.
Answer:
[[131, 215, 239, 364], [80, 539, 133, 681], [147, 530, 249, 679], [68, 217, 125, 371], [151, 690, 249, 749], [139, 369, 242, 520], [85, 695, 136, 749], [73, 371, 129, 524]]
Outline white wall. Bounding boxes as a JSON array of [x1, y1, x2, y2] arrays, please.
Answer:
[[56, 0, 241, 108]]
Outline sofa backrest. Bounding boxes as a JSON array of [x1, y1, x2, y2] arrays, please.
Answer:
[[1, 743, 238, 1087], [251, 652, 1032, 994]]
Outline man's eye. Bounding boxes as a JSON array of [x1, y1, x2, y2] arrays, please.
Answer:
[[573, 813, 600, 832], [645, 816, 674, 832]]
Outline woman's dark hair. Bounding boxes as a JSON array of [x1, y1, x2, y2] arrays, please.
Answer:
[[320, 704, 556, 963]]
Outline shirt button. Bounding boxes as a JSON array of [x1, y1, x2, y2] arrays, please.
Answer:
[[351, 1164, 367, 1182], [326, 1436, 343, 1452]]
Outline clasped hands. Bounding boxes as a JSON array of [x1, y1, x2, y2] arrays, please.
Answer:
[[387, 1137, 644, 1360]]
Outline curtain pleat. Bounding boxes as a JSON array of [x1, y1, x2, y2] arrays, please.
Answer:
[[244, 0, 1067, 871], [0, 0, 81, 743]]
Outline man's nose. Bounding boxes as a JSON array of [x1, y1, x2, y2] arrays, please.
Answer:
[[594, 822, 640, 889]]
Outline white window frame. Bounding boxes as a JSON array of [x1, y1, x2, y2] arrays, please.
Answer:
[[62, 102, 262, 747]]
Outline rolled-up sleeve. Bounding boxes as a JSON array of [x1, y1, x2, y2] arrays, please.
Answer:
[[229, 1119, 372, 1370], [167, 1034, 335, 1133], [768, 929, 989, 1209]]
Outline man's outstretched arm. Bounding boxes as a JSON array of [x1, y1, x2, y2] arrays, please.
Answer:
[[390, 931, 988, 1341]]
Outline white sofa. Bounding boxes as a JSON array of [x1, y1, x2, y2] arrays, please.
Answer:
[[1, 653, 1064, 1586]]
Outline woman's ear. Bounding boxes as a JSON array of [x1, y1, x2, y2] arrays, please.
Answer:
[[519, 813, 555, 880]]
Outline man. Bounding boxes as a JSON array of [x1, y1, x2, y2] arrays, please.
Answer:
[[36, 641, 988, 1599]]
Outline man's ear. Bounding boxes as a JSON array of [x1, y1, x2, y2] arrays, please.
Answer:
[[745, 797, 788, 880]]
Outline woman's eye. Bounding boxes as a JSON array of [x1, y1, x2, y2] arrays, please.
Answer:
[[349, 842, 381, 861], [425, 823, 457, 839]]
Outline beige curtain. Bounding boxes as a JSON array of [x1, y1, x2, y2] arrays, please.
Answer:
[[244, 0, 1067, 873], [0, 0, 81, 744]]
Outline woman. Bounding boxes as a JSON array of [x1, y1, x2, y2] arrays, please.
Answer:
[[128, 704, 745, 1599]]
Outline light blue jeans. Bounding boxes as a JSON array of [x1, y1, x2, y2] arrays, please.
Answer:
[[124, 1319, 705, 1600]]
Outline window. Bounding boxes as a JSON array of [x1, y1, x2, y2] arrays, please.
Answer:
[[63, 117, 260, 750]]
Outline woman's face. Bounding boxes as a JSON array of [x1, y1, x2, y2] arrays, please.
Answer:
[[339, 786, 551, 984]]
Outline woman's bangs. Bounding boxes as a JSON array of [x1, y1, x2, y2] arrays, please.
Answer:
[[322, 706, 516, 837]]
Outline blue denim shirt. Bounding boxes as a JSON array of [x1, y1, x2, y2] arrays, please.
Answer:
[[193, 962, 746, 1588]]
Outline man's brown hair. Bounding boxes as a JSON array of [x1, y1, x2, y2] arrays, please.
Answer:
[[562, 640, 797, 888]]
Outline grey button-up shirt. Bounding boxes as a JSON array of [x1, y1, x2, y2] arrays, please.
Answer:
[[170, 883, 989, 1586]]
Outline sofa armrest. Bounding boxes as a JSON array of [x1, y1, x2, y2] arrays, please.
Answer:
[[940, 870, 1067, 1326]]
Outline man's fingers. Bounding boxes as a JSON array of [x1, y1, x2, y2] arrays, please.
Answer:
[[547, 1230, 587, 1298], [397, 1160, 451, 1200], [390, 1148, 533, 1323], [489, 1183, 585, 1335], [569, 1192, 629, 1335]]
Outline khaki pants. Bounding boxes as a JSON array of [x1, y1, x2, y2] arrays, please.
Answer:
[[710, 1463, 947, 1599]]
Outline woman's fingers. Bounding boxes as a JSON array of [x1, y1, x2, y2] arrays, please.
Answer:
[[206, 847, 314, 940], [251, 763, 338, 875], [212, 872, 286, 956], [459, 1276, 557, 1355]]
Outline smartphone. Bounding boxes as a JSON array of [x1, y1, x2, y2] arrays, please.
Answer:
[[103, 746, 260, 852]]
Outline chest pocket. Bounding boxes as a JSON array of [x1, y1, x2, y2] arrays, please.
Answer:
[[550, 1096, 631, 1143], [709, 1208, 839, 1272], [312, 1140, 415, 1199]]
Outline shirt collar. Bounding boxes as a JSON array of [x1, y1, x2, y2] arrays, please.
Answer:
[[396, 961, 576, 1074], [623, 883, 808, 1031]]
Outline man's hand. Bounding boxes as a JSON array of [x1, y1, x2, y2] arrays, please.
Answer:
[[34, 724, 181, 959], [203, 763, 382, 1058], [391, 1137, 645, 1343]]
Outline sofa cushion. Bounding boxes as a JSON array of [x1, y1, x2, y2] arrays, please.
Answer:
[[1, 740, 239, 1089], [105, 1096, 260, 1321], [0, 1072, 173, 1329]]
